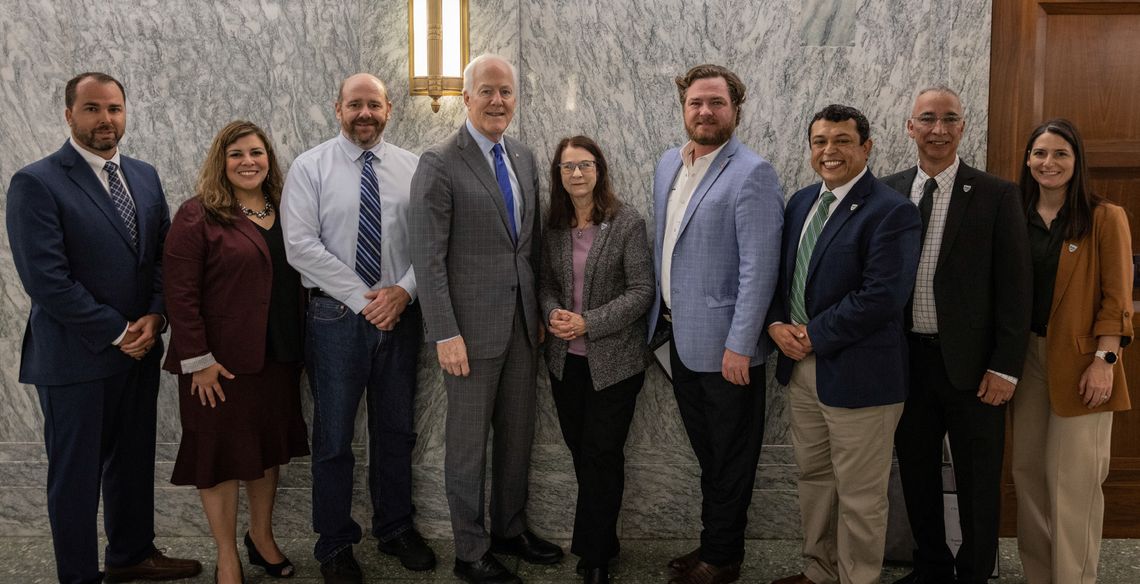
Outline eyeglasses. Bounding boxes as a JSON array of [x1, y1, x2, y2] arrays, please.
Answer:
[[911, 114, 964, 128], [558, 160, 598, 174]]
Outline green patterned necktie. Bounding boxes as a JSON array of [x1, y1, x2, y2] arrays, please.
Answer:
[[790, 191, 837, 324]]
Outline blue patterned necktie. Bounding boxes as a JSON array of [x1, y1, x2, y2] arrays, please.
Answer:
[[102, 161, 138, 248], [790, 191, 837, 324], [355, 150, 383, 287], [491, 143, 518, 241]]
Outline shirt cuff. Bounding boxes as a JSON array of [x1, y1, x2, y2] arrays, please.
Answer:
[[111, 323, 129, 346], [436, 335, 461, 344], [181, 352, 218, 375], [987, 369, 1019, 385]]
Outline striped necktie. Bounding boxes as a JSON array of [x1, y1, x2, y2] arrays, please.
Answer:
[[102, 161, 138, 248], [790, 191, 837, 324], [355, 150, 383, 287]]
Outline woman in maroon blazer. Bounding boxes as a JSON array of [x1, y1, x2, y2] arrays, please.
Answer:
[[164, 121, 308, 583]]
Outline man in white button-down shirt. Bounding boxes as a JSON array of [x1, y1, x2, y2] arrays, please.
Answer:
[[282, 73, 435, 582]]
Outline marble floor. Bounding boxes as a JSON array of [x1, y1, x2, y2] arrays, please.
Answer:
[[4, 537, 1140, 583]]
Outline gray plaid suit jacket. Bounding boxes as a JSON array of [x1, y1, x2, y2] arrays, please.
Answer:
[[410, 123, 542, 359]]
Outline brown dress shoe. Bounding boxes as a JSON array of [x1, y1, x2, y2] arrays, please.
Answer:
[[104, 548, 203, 582], [668, 560, 741, 584], [769, 573, 816, 584], [667, 547, 701, 575]]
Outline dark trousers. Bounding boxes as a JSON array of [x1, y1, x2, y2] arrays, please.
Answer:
[[306, 298, 422, 562], [37, 352, 161, 584], [895, 337, 1006, 584], [550, 355, 643, 567], [670, 343, 765, 566], [444, 305, 538, 562]]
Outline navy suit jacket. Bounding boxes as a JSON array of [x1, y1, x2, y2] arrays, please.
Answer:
[[6, 141, 169, 386], [768, 170, 922, 408]]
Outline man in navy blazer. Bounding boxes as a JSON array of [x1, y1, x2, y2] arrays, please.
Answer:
[[766, 105, 921, 584], [6, 73, 199, 584], [647, 64, 783, 584]]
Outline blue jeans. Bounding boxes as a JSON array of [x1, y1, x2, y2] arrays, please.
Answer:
[[306, 296, 422, 562]]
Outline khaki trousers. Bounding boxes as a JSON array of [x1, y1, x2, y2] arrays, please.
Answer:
[[1011, 334, 1113, 584], [788, 355, 904, 584]]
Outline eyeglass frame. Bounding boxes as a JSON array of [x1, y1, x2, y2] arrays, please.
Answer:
[[558, 160, 598, 174], [910, 114, 965, 128]]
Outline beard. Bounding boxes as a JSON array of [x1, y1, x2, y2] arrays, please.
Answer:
[[346, 117, 386, 148], [685, 119, 733, 147], [74, 124, 122, 152]]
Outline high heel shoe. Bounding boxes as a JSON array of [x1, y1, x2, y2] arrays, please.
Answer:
[[244, 531, 295, 578]]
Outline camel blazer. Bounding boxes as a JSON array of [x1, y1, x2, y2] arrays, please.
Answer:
[[1044, 203, 1133, 416], [540, 205, 655, 390]]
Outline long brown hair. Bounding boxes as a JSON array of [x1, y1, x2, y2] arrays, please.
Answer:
[[196, 120, 283, 224], [546, 135, 620, 230], [1019, 118, 1101, 241]]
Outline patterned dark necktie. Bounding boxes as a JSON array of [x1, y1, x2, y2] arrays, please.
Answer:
[[103, 161, 138, 248], [355, 150, 383, 286]]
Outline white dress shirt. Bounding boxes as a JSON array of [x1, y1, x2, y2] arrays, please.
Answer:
[[281, 133, 418, 315], [661, 140, 728, 308]]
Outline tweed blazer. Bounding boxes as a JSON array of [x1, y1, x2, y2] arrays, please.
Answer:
[[540, 204, 654, 390], [1043, 203, 1133, 416], [409, 123, 542, 358]]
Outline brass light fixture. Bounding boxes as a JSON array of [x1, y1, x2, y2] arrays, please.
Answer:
[[409, 0, 470, 112]]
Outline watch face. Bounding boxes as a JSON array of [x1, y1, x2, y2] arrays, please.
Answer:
[[1106, 351, 1118, 364]]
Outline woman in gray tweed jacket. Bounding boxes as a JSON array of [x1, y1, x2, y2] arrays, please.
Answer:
[[539, 135, 655, 584]]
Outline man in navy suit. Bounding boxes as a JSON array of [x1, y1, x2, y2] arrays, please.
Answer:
[[766, 105, 922, 584], [647, 64, 784, 584], [6, 72, 200, 584]]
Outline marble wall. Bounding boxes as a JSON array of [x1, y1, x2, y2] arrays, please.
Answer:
[[0, 0, 993, 541]]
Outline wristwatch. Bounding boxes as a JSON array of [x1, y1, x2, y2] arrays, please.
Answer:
[[1095, 350, 1118, 364]]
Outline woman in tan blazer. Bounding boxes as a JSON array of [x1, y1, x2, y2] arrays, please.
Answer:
[[539, 136, 654, 584], [1010, 118, 1133, 584]]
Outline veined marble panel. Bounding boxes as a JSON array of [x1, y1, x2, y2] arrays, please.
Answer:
[[0, 0, 992, 541]]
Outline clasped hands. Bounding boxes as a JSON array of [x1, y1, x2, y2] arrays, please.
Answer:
[[548, 308, 586, 341], [769, 322, 813, 361], [119, 313, 162, 360], [362, 286, 410, 331]]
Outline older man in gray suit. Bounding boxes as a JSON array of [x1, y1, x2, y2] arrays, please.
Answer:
[[410, 54, 563, 584]]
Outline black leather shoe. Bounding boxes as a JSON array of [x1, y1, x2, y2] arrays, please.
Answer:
[[453, 553, 522, 584], [319, 546, 362, 584], [378, 528, 437, 571], [104, 548, 203, 582], [584, 566, 610, 584], [576, 552, 619, 575], [892, 570, 955, 584], [244, 531, 295, 578], [490, 529, 564, 565]]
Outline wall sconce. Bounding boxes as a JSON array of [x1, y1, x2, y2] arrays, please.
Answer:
[[409, 0, 470, 112]]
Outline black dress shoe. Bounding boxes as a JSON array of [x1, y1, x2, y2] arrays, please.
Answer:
[[319, 546, 363, 584], [576, 552, 619, 575], [378, 528, 437, 571], [104, 548, 203, 582], [244, 531, 295, 578], [490, 529, 564, 565], [453, 553, 522, 584], [583, 566, 609, 584]]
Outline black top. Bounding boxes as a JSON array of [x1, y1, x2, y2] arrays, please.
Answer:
[[256, 218, 303, 363], [1028, 208, 1066, 336]]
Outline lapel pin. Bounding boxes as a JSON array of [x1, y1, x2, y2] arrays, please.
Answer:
[[963, 185, 972, 192], [1069, 243, 1078, 253], [850, 203, 859, 211]]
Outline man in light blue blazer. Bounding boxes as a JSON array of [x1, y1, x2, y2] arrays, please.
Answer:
[[647, 64, 784, 584], [6, 72, 200, 584]]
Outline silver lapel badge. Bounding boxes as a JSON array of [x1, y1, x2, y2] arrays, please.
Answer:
[[1069, 243, 1078, 253], [963, 185, 972, 192]]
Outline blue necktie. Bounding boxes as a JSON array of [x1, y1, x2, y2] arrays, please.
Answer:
[[492, 143, 517, 241], [103, 161, 138, 248], [355, 151, 383, 287]]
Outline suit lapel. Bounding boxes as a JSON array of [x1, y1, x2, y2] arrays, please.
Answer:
[[807, 173, 874, 279], [677, 139, 738, 240], [655, 152, 682, 252], [505, 136, 533, 248], [937, 165, 977, 270], [457, 126, 515, 242], [232, 214, 272, 261], [581, 217, 614, 305], [62, 143, 137, 254], [1050, 237, 1080, 323]]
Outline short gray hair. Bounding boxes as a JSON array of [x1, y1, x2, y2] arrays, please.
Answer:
[[915, 84, 961, 104], [462, 54, 518, 94]]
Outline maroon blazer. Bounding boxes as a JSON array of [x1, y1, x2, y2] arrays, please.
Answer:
[[162, 198, 298, 375]]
